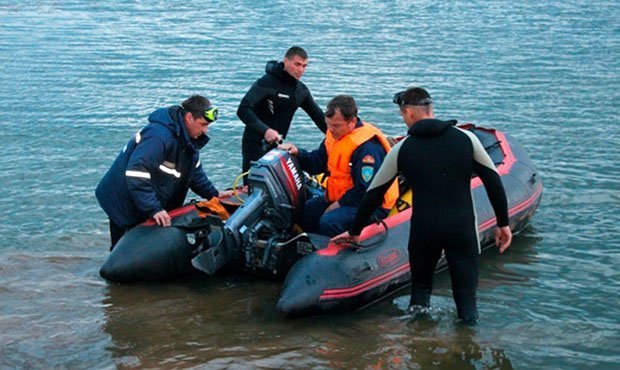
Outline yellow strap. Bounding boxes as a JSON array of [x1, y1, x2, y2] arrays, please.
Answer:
[[389, 189, 412, 216]]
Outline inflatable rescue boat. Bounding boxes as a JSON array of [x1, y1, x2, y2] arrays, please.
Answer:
[[99, 124, 543, 316]]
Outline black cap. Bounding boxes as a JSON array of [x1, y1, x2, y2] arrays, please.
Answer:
[[392, 87, 432, 107]]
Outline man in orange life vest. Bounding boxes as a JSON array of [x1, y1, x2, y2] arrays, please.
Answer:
[[278, 95, 399, 236]]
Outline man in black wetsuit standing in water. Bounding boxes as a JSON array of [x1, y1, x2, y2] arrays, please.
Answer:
[[237, 46, 326, 177], [338, 87, 512, 324]]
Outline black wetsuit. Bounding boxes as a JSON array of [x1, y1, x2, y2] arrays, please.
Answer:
[[350, 119, 509, 322], [237, 60, 326, 173]]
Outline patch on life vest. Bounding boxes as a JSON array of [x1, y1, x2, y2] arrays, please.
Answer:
[[361, 165, 374, 182], [362, 155, 375, 164]]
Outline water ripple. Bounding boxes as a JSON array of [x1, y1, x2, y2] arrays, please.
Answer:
[[1, 0, 619, 368]]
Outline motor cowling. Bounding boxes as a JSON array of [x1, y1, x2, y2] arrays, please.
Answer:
[[247, 149, 306, 228], [192, 149, 309, 276]]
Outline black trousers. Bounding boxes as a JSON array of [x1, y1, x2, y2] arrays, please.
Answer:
[[408, 226, 480, 323], [108, 218, 127, 251]]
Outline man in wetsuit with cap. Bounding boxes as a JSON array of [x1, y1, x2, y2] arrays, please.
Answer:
[[237, 46, 326, 177], [338, 87, 512, 324]]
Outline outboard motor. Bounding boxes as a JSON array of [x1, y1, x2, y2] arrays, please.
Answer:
[[191, 149, 311, 276]]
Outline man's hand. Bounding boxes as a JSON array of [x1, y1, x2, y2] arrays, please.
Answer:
[[324, 201, 340, 213], [264, 128, 282, 144], [218, 189, 234, 198], [277, 143, 299, 156], [495, 226, 512, 253], [331, 231, 360, 244], [153, 210, 171, 227]]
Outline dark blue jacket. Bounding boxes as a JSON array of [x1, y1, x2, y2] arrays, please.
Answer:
[[297, 119, 388, 208], [96, 106, 219, 228]]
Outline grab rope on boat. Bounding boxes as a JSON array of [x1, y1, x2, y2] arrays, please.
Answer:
[[332, 217, 389, 252], [232, 171, 249, 203]]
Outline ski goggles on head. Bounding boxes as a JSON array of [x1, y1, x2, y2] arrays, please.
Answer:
[[202, 107, 218, 123], [392, 91, 432, 107]]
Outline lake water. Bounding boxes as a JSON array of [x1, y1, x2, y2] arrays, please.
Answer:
[[0, 1, 618, 369]]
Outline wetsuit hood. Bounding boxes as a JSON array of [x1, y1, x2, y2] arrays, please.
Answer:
[[408, 118, 457, 137], [265, 60, 298, 85], [148, 106, 210, 150]]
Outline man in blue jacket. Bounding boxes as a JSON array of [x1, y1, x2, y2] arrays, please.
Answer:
[[278, 95, 398, 236], [96, 95, 231, 249]]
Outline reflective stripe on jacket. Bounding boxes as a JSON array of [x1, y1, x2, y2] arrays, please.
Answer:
[[95, 106, 218, 228]]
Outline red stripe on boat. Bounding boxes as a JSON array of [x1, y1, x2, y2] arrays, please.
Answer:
[[320, 262, 410, 300], [479, 183, 543, 232], [142, 203, 197, 226]]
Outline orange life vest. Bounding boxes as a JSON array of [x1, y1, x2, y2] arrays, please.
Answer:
[[324, 122, 399, 209]]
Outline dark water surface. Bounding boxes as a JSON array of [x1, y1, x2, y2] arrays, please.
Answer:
[[1, 1, 618, 369]]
